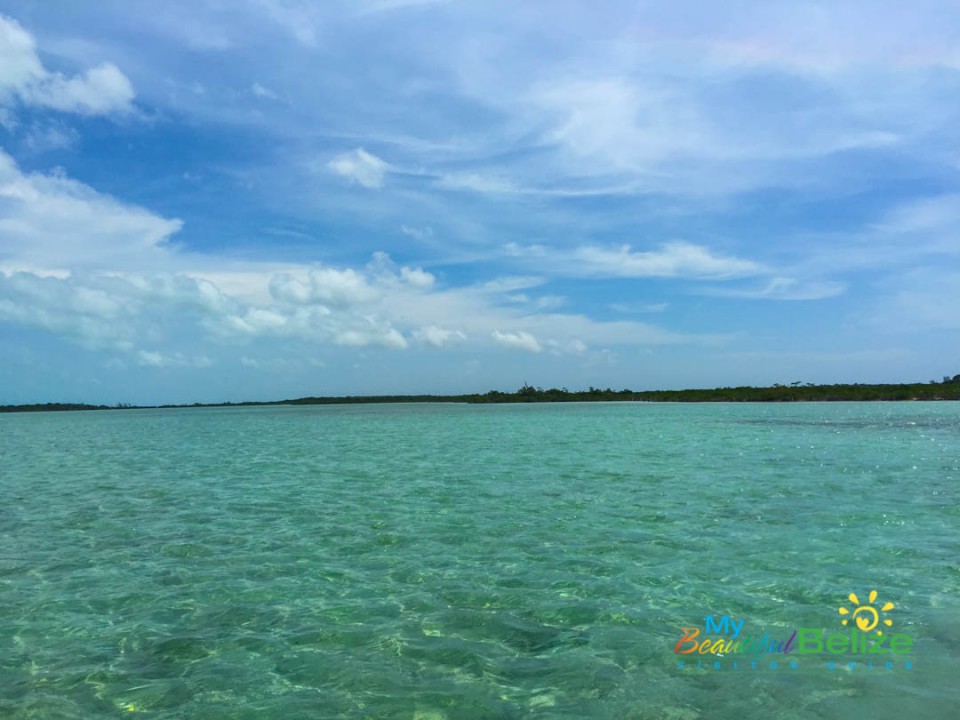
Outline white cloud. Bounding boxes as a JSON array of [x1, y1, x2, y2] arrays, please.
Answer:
[[866, 270, 960, 332], [424, 4, 960, 200], [0, 270, 235, 351], [436, 172, 520, 194], [0, 15, 134, 116], [537, 77, 704, 172], [138, 350, 212, 368], [399, 266, 435, 289], [22, 63, 134, 116], [336, 325, 407, 349], [704, 276, 847, 301], [0, 15, 44, 100], [222, 306, 296, 335], [546, 338, 587, 356], [369, 255, 439, 293], [0, 129, 744, 374], [480, 276, 547, 293], [22, 122, 79, 151], [506, 293, 564, 310], [250, 0, 319, 46], [575, 242, 761, 279], [328, 148, 390, 189], [505, 241, 761, 280], [610, 302, 668, 314], [0, 149, 182, 272], [533, 295, 564, 310], [412, 325, 466, 347], [533, 75, 903, 177], [492, 330, 542, 353], [400, 224, 434, 241], [251, 82, 279, 100], [269, 267, 379, 306], [873, 194, 960, 241], [0, 244, 734, 396]]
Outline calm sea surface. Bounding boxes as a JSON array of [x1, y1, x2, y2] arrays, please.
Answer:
[[1, 402, 958, 719]]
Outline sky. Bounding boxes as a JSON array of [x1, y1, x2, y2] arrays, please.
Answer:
[[0, 0, 958, 405]]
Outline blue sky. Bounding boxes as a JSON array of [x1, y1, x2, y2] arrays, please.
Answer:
[[0, 1, 958, 404]]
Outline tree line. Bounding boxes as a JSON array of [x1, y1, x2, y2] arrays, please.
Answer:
[[2, 376, 960, 412]]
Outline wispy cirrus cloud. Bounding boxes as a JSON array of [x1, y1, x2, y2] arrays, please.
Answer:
[[871, 193, 960, 245], [864, 269, 960, 332], [702, 276, 847, 301], [575, 242, 761, 279], [505, 241, 762, 280]]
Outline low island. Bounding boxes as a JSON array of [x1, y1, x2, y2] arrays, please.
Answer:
[[3, 376, 960, 413]]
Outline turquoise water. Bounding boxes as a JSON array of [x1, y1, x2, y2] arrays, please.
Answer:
[[1, 402, 958, 719]]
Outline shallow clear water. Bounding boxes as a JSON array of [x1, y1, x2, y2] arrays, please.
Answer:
[[1, 402, 958, 719]]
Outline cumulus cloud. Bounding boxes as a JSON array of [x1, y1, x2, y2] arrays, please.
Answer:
[[221, 306, 300, 335], [328, 148, 390, 189], [211, 297, 409, 350], [0, 246, 734, 395], [21, 64, 134, 115], [0, 270, 233, 350], [0, 264, 416, 355], [491, 330, 542, 353], [0, 15, 134, 116], [269, 267, 379, 306], [0, 15, 42, 97], [399, 266, 435, 289], [138, 350, 212, 368], [0, 149, 182, 272], [0, 132, 739, 371], [412, 325, 466, 347]]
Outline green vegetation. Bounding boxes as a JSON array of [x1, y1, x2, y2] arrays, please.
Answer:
[[2, 376, 959, 413], [0, 402, 110, 413], [464, 380, 960, 403]]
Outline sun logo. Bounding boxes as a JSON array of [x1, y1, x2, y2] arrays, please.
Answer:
[[839, 590, 894, 635]]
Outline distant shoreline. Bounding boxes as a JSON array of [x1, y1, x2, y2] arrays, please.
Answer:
[[3, 380, 960, 413]]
